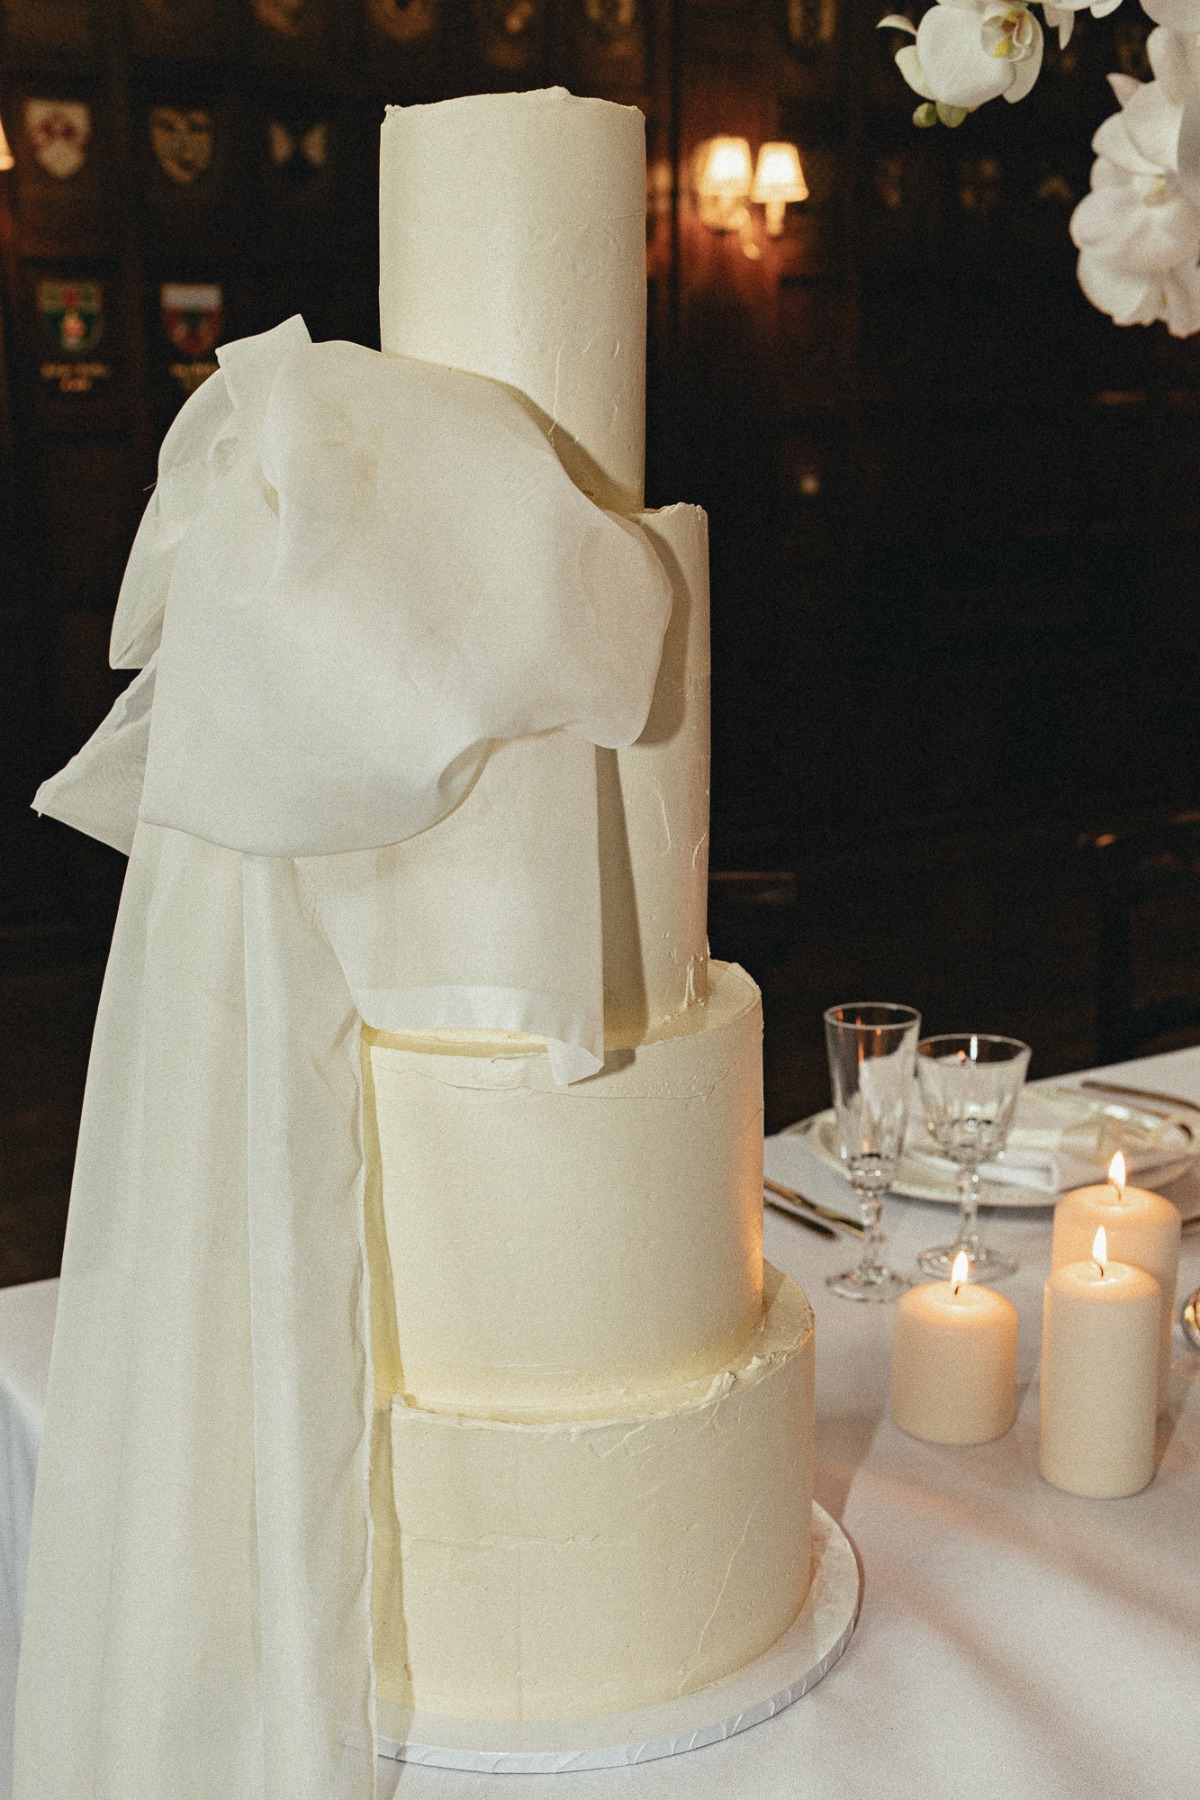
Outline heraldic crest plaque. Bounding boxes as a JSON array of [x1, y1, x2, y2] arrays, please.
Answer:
[[160, 282, 223, 395], [37, 279, 111, 395], [24, 100, 91, 180]]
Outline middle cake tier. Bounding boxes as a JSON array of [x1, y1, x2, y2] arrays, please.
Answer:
[[364, 959, 764, 1414]]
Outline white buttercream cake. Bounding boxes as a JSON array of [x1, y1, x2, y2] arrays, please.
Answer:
[[366, 87, 815, 1724]]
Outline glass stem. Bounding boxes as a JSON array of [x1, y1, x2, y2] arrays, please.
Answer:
[[955, 1164, 981, 1261], [858, 1191, 886, 1280]]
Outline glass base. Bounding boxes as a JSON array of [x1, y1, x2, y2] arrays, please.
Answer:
[[826, 1266, 911, 1303], [917, 1244, 1017, 1281]]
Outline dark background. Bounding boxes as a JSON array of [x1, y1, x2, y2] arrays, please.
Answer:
[[3, 0, 1200, 1284]]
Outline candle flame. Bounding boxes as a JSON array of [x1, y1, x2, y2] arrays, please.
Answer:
[[1093, 1224, 1107, 1276], [951, 1249, 970, 1293], [1108, 1150, 1126, 1195]]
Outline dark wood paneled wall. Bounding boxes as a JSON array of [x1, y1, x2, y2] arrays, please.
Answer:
[[3, 0, 1199, 945], [670, 0, 1200, 866]]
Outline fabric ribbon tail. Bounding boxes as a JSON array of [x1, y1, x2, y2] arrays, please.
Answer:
[[14, 826, 378, 1800], [15, 826, 264, 1799], [241, 856, 377, 1800], [31, 659, 156, 856]]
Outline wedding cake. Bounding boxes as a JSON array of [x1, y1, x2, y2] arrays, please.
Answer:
[[365, 88, 816, 1725]]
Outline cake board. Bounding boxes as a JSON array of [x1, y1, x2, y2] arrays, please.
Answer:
[[377, 1502, 860, 1775]]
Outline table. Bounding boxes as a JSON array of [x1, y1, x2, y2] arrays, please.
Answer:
[[3, 1050, 1199, 1800]]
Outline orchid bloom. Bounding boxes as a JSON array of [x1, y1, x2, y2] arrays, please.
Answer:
[[881, 0, 1043, 113], [1142, 0, 1200, 37], [1042, 0, 1125, 55], [1070, 39, 1200, 335]]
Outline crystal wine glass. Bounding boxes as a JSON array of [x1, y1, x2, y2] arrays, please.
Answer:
[[916, 1033, 1031, 1282], [823, 1002, 921, 1302]]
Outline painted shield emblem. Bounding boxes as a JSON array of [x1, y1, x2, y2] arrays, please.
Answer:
[[160, 282, 223, 357], [368, 0, 437, 40], [38, 280, 104, 354], [149, 106, 213, 185], [25, 99, 91, 180], [268, 120, 328, 185]]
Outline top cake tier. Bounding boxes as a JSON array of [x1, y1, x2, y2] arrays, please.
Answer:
[[379, 88, 647, 516]]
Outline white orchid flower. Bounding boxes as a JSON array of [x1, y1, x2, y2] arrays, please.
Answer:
[[1143, 0, 1200, 36], [1143, 22, 1200, 103], [888, 0, 1044, 110], [1041, 0, 1124, 54], [879, 14, 969, 122], [1042, 5, 1075, 49], [1071, 64, 1200, 335], [880, 16, 941, 101], [1139, 25, 1200, 205], [1077, 250, 1200, 331]]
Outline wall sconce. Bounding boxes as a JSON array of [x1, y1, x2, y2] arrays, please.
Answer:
[[694, 136, 754, 233], [0, 111, 13, 173], [752, 142, 808, 236], [694, 137, 807, 238]]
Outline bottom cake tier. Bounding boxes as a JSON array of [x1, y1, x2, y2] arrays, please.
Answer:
[[371, 1265, 815, 1722]]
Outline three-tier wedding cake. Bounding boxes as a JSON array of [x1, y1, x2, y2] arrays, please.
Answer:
[[364, 88, 816, 1726], [15, 84, 820, 1799]]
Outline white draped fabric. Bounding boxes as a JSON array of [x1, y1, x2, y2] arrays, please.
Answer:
[[0, 1283, 53, 1800], [15, 318, 671, 1800]]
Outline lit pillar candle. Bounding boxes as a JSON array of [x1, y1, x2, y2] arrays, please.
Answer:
[[891, 1252, 1018, 1445], [1052, 1152, 1180, 1412], [1039, 1227, 1159, 1498]]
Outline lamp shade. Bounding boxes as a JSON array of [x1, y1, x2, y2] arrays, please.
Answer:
[[0, 112, 13, 173], [695, 136, 753, 201], [751, 142, 807, 205]]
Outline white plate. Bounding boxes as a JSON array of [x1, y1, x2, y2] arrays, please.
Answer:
[[377, 1503, 860, 1774], [785, 1109, 1198, 1209]]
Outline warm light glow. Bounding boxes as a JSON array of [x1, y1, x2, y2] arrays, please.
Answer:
[[696, 136, 754, 200], [951, 1249, 970, 1293], [1108, 1150, 1126, 1195], [1093, 1225, 1108, 1276], [694, 137, 753, 233], [751, 141, 808, 235], [696, 137, 809, 237], [0, 112, 13, 174]]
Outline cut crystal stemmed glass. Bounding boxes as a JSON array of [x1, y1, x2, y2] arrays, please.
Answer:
[[915, 1033, 1031, 1282], [823, 1002, 921, 1302]]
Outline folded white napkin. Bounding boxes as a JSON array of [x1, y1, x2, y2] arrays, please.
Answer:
[[905, 1087, 1195, 1194]]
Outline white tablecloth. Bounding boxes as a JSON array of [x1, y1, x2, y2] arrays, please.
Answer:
[[3, 1052, 1199, 1800]]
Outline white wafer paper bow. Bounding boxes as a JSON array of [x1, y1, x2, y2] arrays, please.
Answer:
[[35, 314, 677, 1085]]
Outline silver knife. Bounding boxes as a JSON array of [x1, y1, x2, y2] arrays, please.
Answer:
[[763, 1193, 838, 1238], [1079, 1078, 1200, 1116], [764, 1178, 864, 1237]]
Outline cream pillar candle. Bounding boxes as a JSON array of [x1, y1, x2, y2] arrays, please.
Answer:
[[1052, 1153, 1180, 1411], [1039, 1228, 1159, 1499], [890, 1253, 1018, 1445]]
